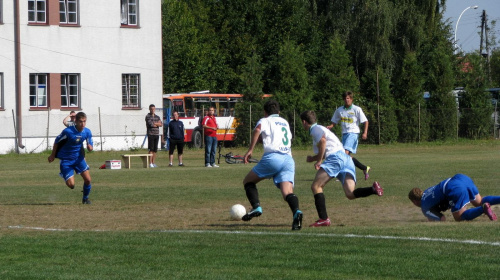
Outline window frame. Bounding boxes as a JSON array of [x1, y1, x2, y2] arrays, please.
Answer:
[[122, 74, 141, 109], [120, 0, 139, 27], [60, 73, 80, 108], [29, 73, 49, 108], [59, 0, 79, 26], [28, 0, 47, 24]]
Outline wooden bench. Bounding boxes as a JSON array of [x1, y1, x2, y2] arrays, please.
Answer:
[[121, 154, 152, 169]]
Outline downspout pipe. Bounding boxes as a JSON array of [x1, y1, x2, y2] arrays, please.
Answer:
[[14, 0, 24, 151]]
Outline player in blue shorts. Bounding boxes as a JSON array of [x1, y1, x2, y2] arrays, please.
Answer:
[[327, 91, 371, 180], [48, 112, 94, 204], [408, 174, 499, 221], [300, 110, 383, 227], [241, 100, 303, 230]]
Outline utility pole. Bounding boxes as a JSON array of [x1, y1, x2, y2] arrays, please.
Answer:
[[480, 10, 491, 83]]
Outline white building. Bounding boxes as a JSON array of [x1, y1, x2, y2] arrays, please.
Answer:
[[0, 0, 163, 154]]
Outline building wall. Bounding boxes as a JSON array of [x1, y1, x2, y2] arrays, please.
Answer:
[[0, 0, 163, 154]]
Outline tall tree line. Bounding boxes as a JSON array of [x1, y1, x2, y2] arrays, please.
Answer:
[[162, 0, 495, 145]]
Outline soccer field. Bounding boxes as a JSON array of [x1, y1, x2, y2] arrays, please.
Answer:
[[1, 142, 499, 279]]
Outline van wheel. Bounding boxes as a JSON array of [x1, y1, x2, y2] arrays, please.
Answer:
[[192, 130, 202, 149]]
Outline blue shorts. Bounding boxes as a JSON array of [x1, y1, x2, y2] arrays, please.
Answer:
[[342, 133, 359, 154], [59, 158, 90, 181], [252, 153, 295, 188], [446, 174, 479, 212], [320, 150, 356, 184]]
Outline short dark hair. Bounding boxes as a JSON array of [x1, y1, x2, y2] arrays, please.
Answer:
[[300, 110, 316, 125], [342, 91, 354, 99], [263, 99, 280, 115], [75, 112, 87, 121], [149, 104, 155, 109]]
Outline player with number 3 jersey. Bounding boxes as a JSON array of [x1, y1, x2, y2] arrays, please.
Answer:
[[241, 100, 303, 230]]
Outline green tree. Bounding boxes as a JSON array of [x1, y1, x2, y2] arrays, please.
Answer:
[[361, 67, 398, 144], [393, 51, 429, 142], [312, 36, 359, 125], [274, 39, 313, 145], [457, 54, 494, 139]]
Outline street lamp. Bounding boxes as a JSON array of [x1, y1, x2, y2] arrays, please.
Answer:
[[454, 5, 479, 54]]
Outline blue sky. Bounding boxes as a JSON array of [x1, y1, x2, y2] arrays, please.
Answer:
[[442, 0, 500, 53]]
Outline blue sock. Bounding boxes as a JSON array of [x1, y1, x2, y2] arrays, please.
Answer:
[[482, 196, 500, 205], [83, 183, 91, 199], [461, 206, 483, 221]]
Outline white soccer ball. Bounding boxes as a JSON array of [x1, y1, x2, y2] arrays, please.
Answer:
[[230, 204, 247, 220]]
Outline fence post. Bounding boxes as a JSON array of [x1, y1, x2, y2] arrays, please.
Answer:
[[46, 108, 50, 150], [418, 103, 420, 143], [249, 104, 252, 144], [98, 107, 103, 151]]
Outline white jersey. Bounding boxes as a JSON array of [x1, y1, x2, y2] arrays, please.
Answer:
[[310, 124, 344, 158], [331, 104, 367, 134], [256, 114, 292, 155]]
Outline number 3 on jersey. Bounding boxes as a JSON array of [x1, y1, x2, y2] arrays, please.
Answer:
[[281, 127, 289, 145]]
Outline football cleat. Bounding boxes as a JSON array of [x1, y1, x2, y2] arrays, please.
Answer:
[[483, 203, 497, 221], [82, 198, 91, 204], [309, 218, 331, 227], [169, 163, 173, 167], [292, 210, 303, 230], [372, 181, 383, 196], [364, 166, 371, 180], [178, 163, 184, 167], [242, 206, 262, 221]]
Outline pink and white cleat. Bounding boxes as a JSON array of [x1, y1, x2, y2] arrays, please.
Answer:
[[309, 218, 331, 227], [372, 181, 383, 196], [483, 203, 497, 221]]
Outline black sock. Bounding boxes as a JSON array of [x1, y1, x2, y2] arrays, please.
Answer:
[[353, 187, 374, 198], [285, 193, 299, 214], [244, 182, 260, 209], [314, 193, 328, 220], [352, 157, 367, 171]]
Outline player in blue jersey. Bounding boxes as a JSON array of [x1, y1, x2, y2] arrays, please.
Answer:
[[241, 99, 303, 230], [409, 174, 499, 221], [48, 112, 94, 204]]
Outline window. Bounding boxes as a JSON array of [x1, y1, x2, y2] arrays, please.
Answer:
[[61, 74, 79, 107], [121, 0, 138, 26], [122, 74, 140, 108], [30, 74, 48, 107], [59, 0, 78, 25], [28, 0, 47, 23], [0, 73, 3, 109]]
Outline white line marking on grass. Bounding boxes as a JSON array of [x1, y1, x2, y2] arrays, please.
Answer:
[[5, 226, 500, 246]]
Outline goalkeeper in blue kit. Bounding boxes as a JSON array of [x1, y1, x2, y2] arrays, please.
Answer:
[[48, 112, 94, 204]]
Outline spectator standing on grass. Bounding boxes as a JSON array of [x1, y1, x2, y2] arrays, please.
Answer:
[[63, 111, 76, 127], [327, 91, 371, 180], [168, 111, 185, 167], [145, 104, 162, 168], [409, 174, 499, 222], [48, 112, 93, 204], [202, 107, 219, 167], [301, 110, 383, 227], [241, 99, 303, 230]]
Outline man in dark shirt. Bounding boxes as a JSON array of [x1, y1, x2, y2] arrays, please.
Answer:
[[168, 111, 185, 166], [145, 104, 162, 168]]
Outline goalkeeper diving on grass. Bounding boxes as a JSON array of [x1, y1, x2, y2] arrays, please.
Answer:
[[409, 174, 499, 222]]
